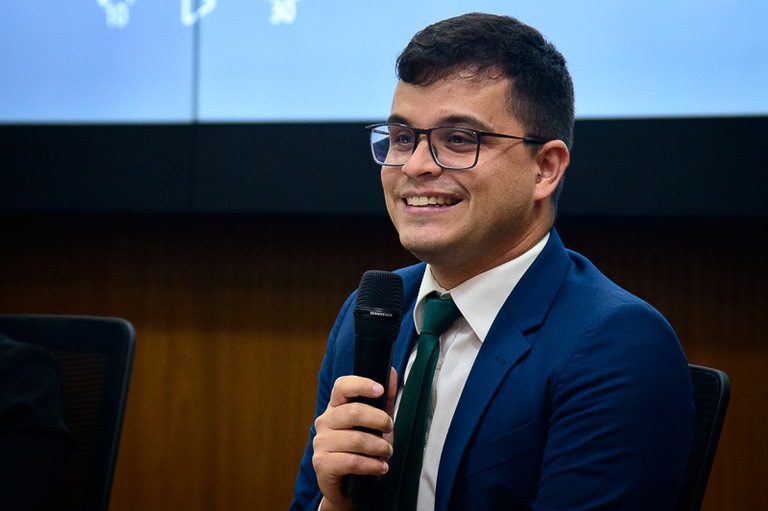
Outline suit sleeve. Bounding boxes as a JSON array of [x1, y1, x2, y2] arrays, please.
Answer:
[[290, 292, 357, 511], [533, 301, 694, 511]]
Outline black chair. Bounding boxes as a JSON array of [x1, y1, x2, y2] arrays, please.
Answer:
[[0, 315, 135, 511], [676, 364, 730, 511]]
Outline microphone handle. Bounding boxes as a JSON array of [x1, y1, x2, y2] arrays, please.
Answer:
[[341, 329, 396, 509]]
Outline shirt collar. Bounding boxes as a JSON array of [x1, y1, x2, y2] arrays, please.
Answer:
[[414, 233, 549, 341]]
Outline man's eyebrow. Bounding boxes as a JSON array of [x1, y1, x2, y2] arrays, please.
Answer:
[[441, 114, 492, 131], [386, 114, 410, 125], [385, 113, 492, 131]]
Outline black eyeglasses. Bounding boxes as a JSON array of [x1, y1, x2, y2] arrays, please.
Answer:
[[365, 123, 547, 171]]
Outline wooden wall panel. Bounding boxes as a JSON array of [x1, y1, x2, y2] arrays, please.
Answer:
[[1, 213, 765, 510], [0, 213, 417, 510]]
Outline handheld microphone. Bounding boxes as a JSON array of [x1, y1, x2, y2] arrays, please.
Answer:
[[342, 270, 403, 510]]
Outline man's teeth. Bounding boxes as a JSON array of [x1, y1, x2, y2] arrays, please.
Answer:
[[406, 196, 457, 206]]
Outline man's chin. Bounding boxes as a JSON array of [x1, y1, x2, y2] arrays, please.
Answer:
[[399, 235, 449, 263]]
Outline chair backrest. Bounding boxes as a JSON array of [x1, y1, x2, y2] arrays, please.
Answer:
[[676, 364, 730, 511], [0, 314, 135, 511]]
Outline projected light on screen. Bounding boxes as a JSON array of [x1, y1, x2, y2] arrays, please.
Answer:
[[0, 0, 766, 123]]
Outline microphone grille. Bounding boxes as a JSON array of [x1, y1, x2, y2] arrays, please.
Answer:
[[355, 270, 404, 314]]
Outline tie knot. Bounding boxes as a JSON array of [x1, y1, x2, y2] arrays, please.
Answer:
[[420, 294, 461, 337]]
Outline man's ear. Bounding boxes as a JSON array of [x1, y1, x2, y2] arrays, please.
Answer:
[[533, 140, 570, 201]]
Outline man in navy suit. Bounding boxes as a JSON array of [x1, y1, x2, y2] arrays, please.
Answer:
[[291, 12, 693, 511]]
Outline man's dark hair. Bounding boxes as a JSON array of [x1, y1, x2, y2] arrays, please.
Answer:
[[396, 12, 575, 151]]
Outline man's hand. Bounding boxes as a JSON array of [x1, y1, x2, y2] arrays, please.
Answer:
[[312, 368, 398, 511]]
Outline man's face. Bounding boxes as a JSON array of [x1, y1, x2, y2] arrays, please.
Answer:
[[382, 73, 549, 287]]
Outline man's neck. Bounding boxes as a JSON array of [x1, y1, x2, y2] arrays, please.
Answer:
[[428, 223, 552, 290]]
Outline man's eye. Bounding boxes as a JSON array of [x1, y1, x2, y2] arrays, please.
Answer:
[[443, 130, 477, 148], [449, 134, 471, 145], [391, 132, 413, 146]]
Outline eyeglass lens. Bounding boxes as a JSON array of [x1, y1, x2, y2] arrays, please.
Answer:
[[370, 125, 479, 170]]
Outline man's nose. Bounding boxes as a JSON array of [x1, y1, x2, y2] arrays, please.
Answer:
[[401, 135, 442, 177]]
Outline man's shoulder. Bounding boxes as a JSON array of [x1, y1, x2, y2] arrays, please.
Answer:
[[563, 248, 654, 309], [555, 249, 676, 347]]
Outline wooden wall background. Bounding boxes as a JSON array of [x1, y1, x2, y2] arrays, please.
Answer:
[[1, 212, 765, 510]]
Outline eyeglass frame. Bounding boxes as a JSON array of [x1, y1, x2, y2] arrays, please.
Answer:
[[365, 122, 549, 171]]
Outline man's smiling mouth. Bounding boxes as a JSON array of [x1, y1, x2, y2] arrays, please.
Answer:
[[405, 196, 459, 207]]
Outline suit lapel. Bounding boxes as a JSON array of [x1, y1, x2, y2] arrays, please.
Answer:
[[433, 311, 530, 511], [434, 230, 572, 511], [392, 308, 417, 386], [391, 263, 426, 387]]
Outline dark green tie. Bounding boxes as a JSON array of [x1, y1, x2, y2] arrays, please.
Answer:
[[376, 293, 461, 511]]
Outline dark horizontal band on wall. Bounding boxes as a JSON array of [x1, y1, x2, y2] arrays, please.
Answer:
[[1, 117, 766, 217]]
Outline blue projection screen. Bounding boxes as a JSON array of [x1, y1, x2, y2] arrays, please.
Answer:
[[1, 0, 767, 123]]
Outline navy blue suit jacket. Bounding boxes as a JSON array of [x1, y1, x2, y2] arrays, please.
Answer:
[[291, 229, 694, 510]]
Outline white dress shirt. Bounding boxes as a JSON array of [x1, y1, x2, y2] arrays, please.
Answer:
[[401, 233, 549, 510]]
